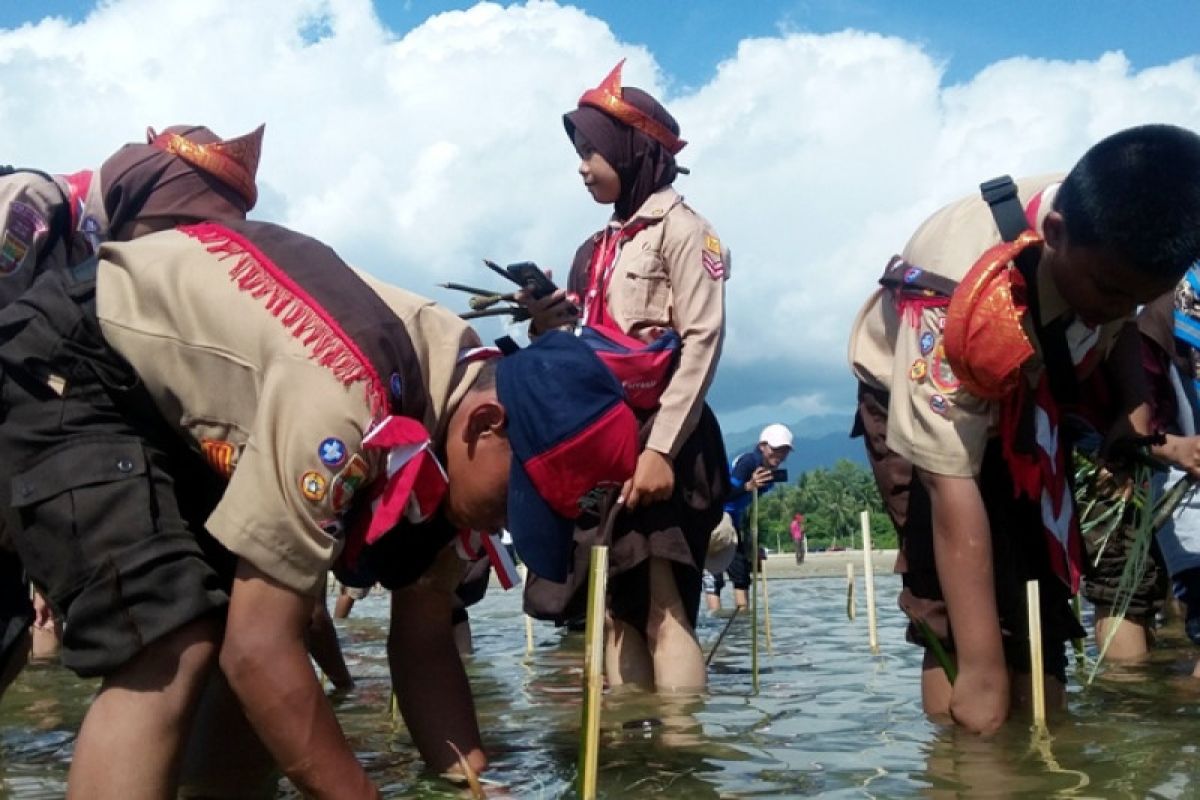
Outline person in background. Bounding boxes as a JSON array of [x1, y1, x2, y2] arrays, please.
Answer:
[[706, 424, 794, 611], [791, 513, 807, 565]]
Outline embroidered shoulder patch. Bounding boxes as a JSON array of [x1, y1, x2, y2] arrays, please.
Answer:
[[701, 232, 725, 281], [0, 201, 48, 277], [200, 439, 237, 479]]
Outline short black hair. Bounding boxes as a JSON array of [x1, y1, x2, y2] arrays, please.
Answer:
[[1055, 124, 1200, 280]]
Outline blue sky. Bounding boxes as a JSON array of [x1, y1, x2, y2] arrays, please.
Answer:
[[2, 1, 1198, 437], [7, 0, 1197, 87]]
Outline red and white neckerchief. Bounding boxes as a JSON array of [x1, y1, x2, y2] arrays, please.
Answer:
[[582, 198, 683, 327], [454, 529, 523, 590], [359, 415, 448, 545], [1024, 378, 1085, 592]]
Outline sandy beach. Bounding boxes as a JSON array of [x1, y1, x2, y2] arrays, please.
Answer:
[[761, 548, 899, 580]]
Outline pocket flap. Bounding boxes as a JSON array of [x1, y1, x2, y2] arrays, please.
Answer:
[[11, 439, 147, 508]]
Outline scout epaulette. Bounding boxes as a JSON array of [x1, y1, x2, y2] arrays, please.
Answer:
[[878, 255, 958, 328]]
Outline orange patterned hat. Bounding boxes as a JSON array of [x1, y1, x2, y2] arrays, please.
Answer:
[[578, 60, 687, 155], [942, 230, 1042, 399], [148, 123, 265, 210]]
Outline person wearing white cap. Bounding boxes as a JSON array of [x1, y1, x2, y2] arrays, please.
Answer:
[[705, 424, 794, 610]]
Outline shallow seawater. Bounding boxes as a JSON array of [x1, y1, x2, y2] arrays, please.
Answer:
[[2, 573, 1200, 798]]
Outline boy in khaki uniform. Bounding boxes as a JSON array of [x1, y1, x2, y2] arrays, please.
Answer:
[[848, 125, 1200, 733], [0, 220, 638, 798]]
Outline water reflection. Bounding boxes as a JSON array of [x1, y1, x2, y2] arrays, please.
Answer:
[[2, 574, 1199, 797]]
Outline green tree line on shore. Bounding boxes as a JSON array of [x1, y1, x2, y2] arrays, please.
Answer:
[[753, 459, 898, 553]]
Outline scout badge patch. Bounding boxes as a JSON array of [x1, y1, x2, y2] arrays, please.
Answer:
[[701, 233, 725, 281], [200, 439, 237, 478], [0, 201, 47, 276]]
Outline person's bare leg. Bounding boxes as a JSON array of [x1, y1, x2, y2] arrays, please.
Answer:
[[68, 616, 220, 800], [306, 597, 353, 691], [645, 558, 706, 691], [733, 588, 749, 610], [604, 615, 654, 689], [178, 671, 278, 799], [920, 650, 954, 718], [705, 592, 721, 612], [453, 618, 473, 657], [333, 591, 355, 620], [1094, 608, 1151, 662], [29, 591, 62, 663]]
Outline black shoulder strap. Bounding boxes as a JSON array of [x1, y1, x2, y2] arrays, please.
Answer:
[[980, 175, 1077, 405]]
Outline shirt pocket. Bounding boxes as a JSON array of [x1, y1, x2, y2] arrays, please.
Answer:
[[617, 248, 670, 322]]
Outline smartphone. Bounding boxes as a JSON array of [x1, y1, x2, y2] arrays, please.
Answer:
[[505, 261, 559, 300], [771, 468, 789, 484]]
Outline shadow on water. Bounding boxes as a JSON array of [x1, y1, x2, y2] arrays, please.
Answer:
[[2, 573, 1200, 797]]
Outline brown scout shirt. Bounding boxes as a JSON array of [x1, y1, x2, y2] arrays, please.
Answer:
[[588, 186, 726, 457], [95, 228, 483, 595], [848, 174, 1127, 478]]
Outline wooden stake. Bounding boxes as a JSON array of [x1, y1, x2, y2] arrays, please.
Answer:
[[520, 564, 534, 656], [750, 490, 760, 694], [761, 559, 774, 654], [705, 605, 741, 666], [861, 510, 879, 653], [1026, 579, 1046, 730], [578, 545, 609, 800], [846, 562, 856, 620]]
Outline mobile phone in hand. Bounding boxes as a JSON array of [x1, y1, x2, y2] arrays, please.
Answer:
[[771, 468, 789, 484], [505, 261, 559, 300]]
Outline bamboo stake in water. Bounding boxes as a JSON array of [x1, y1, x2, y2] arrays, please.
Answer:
[[519, 564, 534, 656], [846, 562, 856, 620], [750, 490, 760, 694], [578, 545, 609, 800], [861, 510, 879, 653], [706, 605, 741, 666], [761, 548, 774, 655], [1026, 579, 1046, 730]]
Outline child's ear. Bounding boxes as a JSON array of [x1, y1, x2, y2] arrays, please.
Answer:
[[1043, 210, 1067, 252], [464, 401, 506, 443]]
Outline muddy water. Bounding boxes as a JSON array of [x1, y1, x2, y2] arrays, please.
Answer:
[[2, 573, 1199, 798]]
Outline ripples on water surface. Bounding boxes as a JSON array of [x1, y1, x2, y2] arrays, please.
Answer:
[[2, 573, 1199, 798]]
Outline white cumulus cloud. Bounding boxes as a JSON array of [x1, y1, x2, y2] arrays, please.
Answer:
[[2, 0, 1198, 432]]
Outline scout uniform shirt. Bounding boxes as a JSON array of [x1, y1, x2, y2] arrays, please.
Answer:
[[580, 186, 726, 457], [95, 227, 484, 595], [848, 174, 1128, 478], [0, 170, 105, 307]]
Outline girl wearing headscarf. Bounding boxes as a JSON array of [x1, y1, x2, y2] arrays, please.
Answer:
[[523, 61, 729, 690]]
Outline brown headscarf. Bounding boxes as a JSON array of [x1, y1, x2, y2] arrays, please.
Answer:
[[563, 87, 681, 222], [98, 124, 259, 239]]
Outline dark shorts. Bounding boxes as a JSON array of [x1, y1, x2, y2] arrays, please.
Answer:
[[0, 549, 32, 674], [707, 539, 752, 594], [0, 265, 230, 677], [524, 404, 729, 634], [1081, 513, 1167, 623], [855, 382, 1083, 682]]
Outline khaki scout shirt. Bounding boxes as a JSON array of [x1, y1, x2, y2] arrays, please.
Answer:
[[594, 187, 726, 457], [848, 174, 1127, 478], [95, 228, 483, 595]]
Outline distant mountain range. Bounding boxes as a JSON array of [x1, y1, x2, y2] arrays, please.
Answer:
[[721, 413, 866, 474]]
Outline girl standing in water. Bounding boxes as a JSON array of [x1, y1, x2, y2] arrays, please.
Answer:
[[523, 61, 729, 690]]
